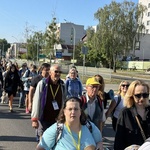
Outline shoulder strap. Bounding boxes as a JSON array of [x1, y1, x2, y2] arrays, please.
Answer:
[[97, 95, 103, 111], [27, 69, 30, 77], [65, 79, 69, 88], [42, 78, 46, 91], [86, 120, 92, 133], [131, 108, 147, 141], [56, 122, 64, 143], [52, 122, 64, 149], [81, 94, 87, 108], [115, 95, 121, 109], [112, 95, 121, 115]]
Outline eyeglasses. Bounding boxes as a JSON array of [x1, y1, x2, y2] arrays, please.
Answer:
[[65, 108, 80, 112], [54, 70, 62, 74], [134, 93, 149, 99], [121, 84, 130, 88]]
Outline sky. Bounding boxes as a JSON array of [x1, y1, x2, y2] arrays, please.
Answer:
[[0, 0, 138, 43]]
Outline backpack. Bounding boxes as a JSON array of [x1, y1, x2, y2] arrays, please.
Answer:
[[22, 69, 31, 89], [81, 94, 103, 112], [52, 121, 92, 149], [26, 69, 31, 78]]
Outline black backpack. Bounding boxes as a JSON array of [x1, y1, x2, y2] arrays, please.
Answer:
[[52, 121, 92, 149]]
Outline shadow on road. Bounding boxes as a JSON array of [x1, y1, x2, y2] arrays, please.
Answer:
[[0, 135, 35, 142]]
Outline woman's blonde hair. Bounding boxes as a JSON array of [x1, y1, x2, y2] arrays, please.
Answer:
[[124, 80, 150, 108]]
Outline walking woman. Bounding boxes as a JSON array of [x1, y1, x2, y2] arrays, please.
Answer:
[[65, 68, 83, 98], [4, 64, 21, 112], [114, 80, 150, 150], [105, 80, 130, 131], [94, 74, 112, 109], [36, 97, 103, 150]]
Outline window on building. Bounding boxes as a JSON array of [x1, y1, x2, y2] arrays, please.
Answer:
[[147, 21, 150, 25], [146, 29, 149, 34], [148, 3, 150, 8], [148, 12, 150, 16]]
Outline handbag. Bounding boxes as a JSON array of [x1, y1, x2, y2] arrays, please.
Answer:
[[5, 86, 13, 93]]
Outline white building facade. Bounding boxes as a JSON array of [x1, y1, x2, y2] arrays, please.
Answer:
[[139, 0, 150, 34], [133, 34, 150, 60]]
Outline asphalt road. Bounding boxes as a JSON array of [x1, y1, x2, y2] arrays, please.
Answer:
[[0, 98, 37, 150], [0, 84, 119, 150]]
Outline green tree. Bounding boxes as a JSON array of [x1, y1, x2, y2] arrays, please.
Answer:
[[26, 31, 45, 61], [0, 39, 10, 57], [44, 18, 60, 62], [93, 0, 146, 72]]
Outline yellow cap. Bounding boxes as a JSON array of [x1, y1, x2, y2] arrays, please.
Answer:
[[86, 77, 100, 86]]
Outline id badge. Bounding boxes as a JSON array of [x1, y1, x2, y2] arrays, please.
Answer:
[[52, 100, 59, 110]]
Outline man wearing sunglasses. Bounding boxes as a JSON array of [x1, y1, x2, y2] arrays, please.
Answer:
[[31, 64, 66, 140], [114, 80, 150, 150]]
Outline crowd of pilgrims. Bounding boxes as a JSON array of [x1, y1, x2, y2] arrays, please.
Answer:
[[0, 59, 150, 150]]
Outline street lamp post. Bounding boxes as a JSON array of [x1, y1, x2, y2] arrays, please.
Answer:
[[36, 41, 39, 64], [72, 26, 76, 65]]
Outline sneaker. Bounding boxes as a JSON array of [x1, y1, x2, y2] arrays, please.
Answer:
[[26, 108, 30, 114], [9, 108, 13, 113]]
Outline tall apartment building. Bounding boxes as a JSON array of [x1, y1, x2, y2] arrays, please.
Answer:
[[54, 22, 85, 62], [139, 0, 150, 34], [56, 22, 85, 45]]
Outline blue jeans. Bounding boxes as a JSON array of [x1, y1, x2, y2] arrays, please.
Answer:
[[19, 90, 26, 106]]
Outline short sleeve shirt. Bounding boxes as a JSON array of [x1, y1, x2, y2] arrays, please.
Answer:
[[30, 75, 43, 89], [39, 122, 102, 150], [113, 95, 124, 118]]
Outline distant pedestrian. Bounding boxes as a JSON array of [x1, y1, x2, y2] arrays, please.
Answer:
[[65, 68, 83, 98], [18, 63, 28, 108], [28, 63, 50, 111], [4, 64, 21, 112], [22, 64, 38, 113], [94, 74, 113, 109]]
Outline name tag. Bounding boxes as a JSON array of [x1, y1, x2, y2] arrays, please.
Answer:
[[52, 100, 59, 110]]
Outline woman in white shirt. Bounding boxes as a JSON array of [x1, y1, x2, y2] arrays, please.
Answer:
[[105, 80, 130, 131]]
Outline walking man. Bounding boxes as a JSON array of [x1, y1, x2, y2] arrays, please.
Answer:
[[31, 64, 66, 137], [28, 63, 50, 112]]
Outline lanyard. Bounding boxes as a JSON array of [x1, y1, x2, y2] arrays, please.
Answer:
[[50, 84, 60, 100], [66, 123, 81, 150]]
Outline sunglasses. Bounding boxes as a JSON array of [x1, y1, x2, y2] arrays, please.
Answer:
[[121, 84, 130, 87], [134, 93, 149, 99], [54, 70, 62, 74]]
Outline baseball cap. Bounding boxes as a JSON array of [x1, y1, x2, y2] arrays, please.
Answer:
[[86, 77, 100, 86]]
